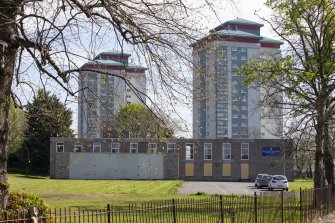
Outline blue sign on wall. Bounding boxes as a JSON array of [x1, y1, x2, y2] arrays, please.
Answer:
[[262, 147, 281, 156]]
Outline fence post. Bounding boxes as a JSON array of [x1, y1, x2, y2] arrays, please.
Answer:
[[327, 186, 330, 215], [300, 187, 303, 223], [281, 190, 284, 223], [29, 207, 39, 223], [107, 204, 111, 223], [172, 199, 177, 223], [220, 195, 224, 223], [254, 192, 257, 223]]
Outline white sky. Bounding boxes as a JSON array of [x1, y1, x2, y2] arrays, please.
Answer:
[[67, 0, 278, 137]]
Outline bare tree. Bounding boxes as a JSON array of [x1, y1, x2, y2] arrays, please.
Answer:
[[0, 0, 224, 209]]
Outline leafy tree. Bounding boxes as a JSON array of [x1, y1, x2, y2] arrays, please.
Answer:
[[7, 102, 26, 155], [7, 102, 26, 170], [24, 90, 74, 174], [102, 103, 174, 139], [242, 0, 335, 187], [0, 0, 221, 208]]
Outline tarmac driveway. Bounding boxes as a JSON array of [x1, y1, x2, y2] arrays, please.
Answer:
[[178, 181, 258, 195]]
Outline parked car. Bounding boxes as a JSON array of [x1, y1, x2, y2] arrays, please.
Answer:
[[254, 174, 268, 187], [256, 175, 272, 188], [268, 175, 289, 191]]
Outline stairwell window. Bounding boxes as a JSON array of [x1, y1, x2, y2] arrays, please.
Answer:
[[167, 143, 175, 153], [223, 143, 231, 160], [130, 143, 138, 154], [241, 143, 249, 160], [204, 143, 212, 160], [56, 142, 64, 153], [148, 143, 157, 153], [74, 143, 83, 152], [93, 142, 101, 153], [111, 143, 120, 153], [186, 143, 194, 160]]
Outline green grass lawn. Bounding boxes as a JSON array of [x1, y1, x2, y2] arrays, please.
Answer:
[[8, 173, 314, 209], [8, 173, 184, 208], [289, 178, 314, 191]]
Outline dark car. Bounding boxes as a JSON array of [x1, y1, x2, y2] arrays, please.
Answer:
[[256, 175, 272, 188], [254, 174, 268, 187]]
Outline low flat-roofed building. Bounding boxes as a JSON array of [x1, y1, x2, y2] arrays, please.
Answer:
[[50, 137, 293, 181]]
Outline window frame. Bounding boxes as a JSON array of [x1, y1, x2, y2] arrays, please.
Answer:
[[241, 143, 249, 160], [147, 143, 157, 153], [93, 142, 101, 153], [185, 143, 194, 160], [167, 143, 175, 153], [130, 143, 138, 154], [56, 142, 64, 153], [111, 143, 120, 153], [222, 143, 231, 160], [74, 143, 83, 152], [204, 143, 212, 160]]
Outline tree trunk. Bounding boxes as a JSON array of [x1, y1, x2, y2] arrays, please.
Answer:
[[323, 125, 334, 185], [314, 118, 325, 188], [0, 0, 19, 209]]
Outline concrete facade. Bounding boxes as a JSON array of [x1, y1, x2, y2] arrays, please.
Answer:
[[50, 137, 293, 181], [78, 51, 146, 138], [192, 18, 283, 139]]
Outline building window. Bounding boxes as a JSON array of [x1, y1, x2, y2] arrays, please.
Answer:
[[223, 143, 231, 160], [167, 143, 175, 153], [130, 143, 138, 154], [148, 143, 157, 153], [74, 143, 83, 152], [93, 142, 101, 153], [232, 55, 238, 60], [241, 123, 248, 127], [56, 142, 64, 153], [231, 47, 237, 52], [241, 114, 247, 119], [241, 56, 247, 60], [204, 143, 212, 160], [111, 143, 120, 153], [240, 48, 247, 52], [186, 143, 194, 160], [241, 143, 249, 160], [241, 106, 247, 110], [232, 114, 238, 118]]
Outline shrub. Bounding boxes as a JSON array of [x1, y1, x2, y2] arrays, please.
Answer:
[[1, 191, 49, 218]]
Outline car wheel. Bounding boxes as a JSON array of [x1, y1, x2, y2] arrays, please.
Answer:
[[286, 188, 288, 191], [268, 187, 270, 191], [270, 187, 273, 191]]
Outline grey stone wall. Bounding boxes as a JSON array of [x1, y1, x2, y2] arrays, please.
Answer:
[[50, 137, 293, 181]]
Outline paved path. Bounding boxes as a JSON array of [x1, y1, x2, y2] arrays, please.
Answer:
[[178, 181, 258, 195]]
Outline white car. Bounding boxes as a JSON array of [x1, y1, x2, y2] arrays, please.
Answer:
[[268, 175, 289, 191]]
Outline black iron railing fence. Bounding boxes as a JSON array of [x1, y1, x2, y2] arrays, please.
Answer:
[[1, 186, 334, 223]]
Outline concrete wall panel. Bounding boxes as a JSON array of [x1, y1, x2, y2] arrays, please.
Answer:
[[69, 153, 164, 179]]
